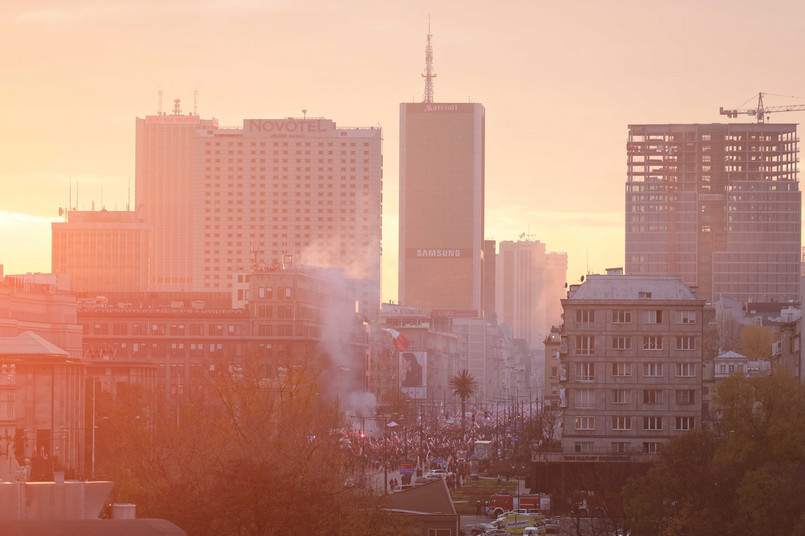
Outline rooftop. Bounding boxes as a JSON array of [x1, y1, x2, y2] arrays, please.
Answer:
[[567, 275, 698, 301]]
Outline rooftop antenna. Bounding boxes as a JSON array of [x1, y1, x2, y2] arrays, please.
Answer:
[[194, 88, 198, 116], [158, 87, 163, 115], [302, 109, 307, 119], [422, 16, 436, 103], [173, 98, 182, 116], [68, 177, 72, 212]]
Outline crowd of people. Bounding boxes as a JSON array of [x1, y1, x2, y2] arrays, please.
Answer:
[[340, 412, 501, 487]]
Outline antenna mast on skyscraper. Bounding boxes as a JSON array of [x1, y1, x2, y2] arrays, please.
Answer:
[[158, 88, 163, 115], [422, 17, 436, 103], [194, 88, 199, 116]]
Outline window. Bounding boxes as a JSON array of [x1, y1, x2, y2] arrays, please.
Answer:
[[643, 416, 663, 430], [611, 416, 632, 430], [676, 389, 695, 405], [576, 363, 595, 382], [675, 416, 694, 430], [643, 389, 663, 404], [643, 442, 659, 454], [643, 363, 664, 377], [612, 363, 632, 377], [577, 335, 595, 355], [574, 441, 594, 453], [678, 310, 696, 324], [645, 310, 663, 324], [643, 336, 663, 350], [576, 309, 594, 324], [575, 416, 595, 430], [612, 336, 631, 350], [576, 389, 595, 409], [612, 389, 630, 404], [612, 442, 630, 453], [676, 363, 696, 377], [676, 336, 695, 350], [612, 310, 632, 324]]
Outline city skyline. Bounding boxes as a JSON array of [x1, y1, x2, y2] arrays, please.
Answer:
[[3, 1, 805, 303]]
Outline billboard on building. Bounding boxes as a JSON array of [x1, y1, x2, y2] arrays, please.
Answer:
[[400, 351, 427, 399]]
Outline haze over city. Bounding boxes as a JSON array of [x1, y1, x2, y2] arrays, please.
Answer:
[[3, 0, 805, 302]]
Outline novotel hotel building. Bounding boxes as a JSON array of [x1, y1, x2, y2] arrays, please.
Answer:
[[137, 114, 383, 312], [399, 102, 485, 315]]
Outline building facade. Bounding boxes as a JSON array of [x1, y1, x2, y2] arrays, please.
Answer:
[[559, 273, 705, 456], [135, 110, 218, 292], [0, 332, 84, 479], [626, 123, 801, 304], [399, 102, 485, 315], [496, 239, 567, 349], [0, 274, 82, 358], [191, 118, 383, 314], [51, 210, 152, 293]]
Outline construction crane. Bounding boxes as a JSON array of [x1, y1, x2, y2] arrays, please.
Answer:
[[719, 92, 805, 123]]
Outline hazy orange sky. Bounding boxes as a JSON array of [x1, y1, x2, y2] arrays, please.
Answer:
[[2, 1, 804, 303]]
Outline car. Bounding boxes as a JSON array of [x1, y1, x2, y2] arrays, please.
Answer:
[[428, 468, 449, 478], [469, 523, 495, 535], [544, 518, 560, 535]]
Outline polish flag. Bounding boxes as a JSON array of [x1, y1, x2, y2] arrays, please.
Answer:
[[383, 328, 411, 351]]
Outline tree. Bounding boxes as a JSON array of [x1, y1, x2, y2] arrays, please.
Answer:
[[96, 356, 405, 536], [715, 308, 742, 353], [738, 324, 774, 359], [449, 369, 478, 437], [623, 371, 805, 536]]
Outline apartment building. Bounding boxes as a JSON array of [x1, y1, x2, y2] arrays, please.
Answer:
[[559, 271, 705, 456]]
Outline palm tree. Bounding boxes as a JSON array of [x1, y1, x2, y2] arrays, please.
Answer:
[[449, 369, 478, 437]]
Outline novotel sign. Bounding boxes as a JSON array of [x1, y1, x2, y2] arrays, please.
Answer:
[[244, 119, 335, 136]]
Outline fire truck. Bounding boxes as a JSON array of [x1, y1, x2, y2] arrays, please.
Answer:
[[487, 491, 551, 517]]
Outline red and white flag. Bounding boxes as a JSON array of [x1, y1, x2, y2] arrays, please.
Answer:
[[383, 328, 411, 351]]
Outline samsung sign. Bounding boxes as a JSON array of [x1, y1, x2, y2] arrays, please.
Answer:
[[406, 248, 472, 259]]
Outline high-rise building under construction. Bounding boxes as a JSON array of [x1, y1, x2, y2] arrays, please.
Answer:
[[626, 123, 801, 304]]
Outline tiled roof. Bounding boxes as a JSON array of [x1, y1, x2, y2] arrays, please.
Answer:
[[0, 331, 69, 358], [568, 275, 697, 301]]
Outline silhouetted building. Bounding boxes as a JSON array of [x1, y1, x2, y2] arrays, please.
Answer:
[[482, 240, 496, 322], [626, 123, 801, 304], [496, 239, 567, 349]]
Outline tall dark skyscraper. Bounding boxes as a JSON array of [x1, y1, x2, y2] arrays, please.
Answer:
[[398, 29, 485, 315], [626, 123, 801, 304]]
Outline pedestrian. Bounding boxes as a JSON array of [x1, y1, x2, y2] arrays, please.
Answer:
[[476, 499, 482, 516]]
